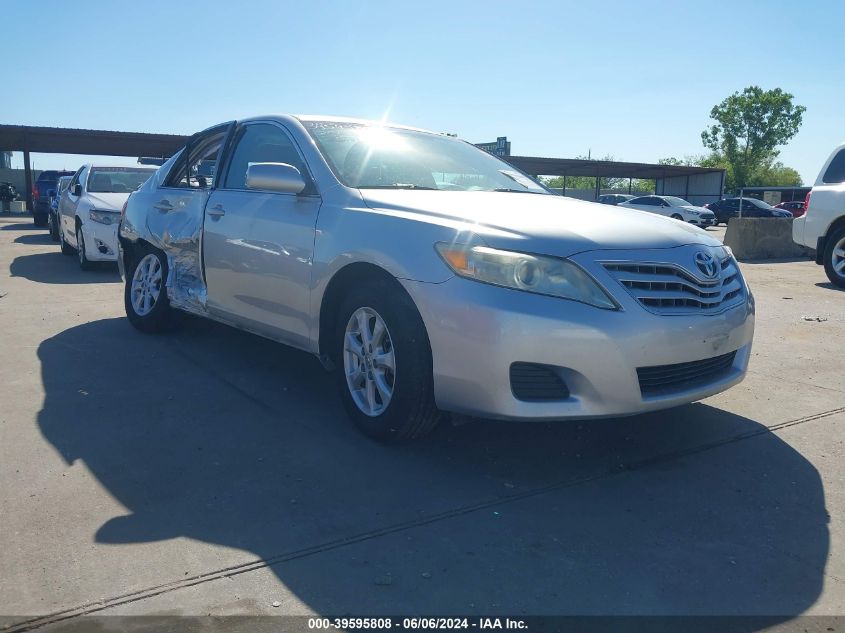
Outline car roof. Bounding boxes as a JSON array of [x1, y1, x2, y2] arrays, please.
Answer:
[[291, 114, 441, 135], [84, 164, 155, 170]]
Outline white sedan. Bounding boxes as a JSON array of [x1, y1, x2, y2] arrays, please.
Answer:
[[58, 165, 154, 269], [618, 195, 716, 227]]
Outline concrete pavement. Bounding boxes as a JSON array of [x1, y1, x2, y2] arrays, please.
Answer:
[[1, 216, 844, 629]]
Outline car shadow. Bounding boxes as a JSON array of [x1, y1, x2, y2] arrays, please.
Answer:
[[815, 281, 844, 292], [1, 222, 39, 231], [10, 252, 120, 284], [34, 317, 828, 622], [739, 257, 812, 265], [14, 233, 54, 245]]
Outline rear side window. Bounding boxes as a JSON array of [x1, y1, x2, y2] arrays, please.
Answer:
[[823, 149, 845, 184]]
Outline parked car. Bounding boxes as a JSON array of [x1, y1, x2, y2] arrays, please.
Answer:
[[617, 195, 716, 227], [793, 142, 845, 287], [707, 197, 792, 225], [775, 200, 806, 218], [47, 175, 72, 241], [32, 170, 74, 226], [58, 165, 155, 269], [0, 181, 18, 203], [597, 193, 635, 205], [119, 115, 754, 441]]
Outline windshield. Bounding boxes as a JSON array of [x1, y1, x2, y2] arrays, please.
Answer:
[[664, 196, 693, 207], [87, 167, 154, 193], [302, 121, 548, 193]]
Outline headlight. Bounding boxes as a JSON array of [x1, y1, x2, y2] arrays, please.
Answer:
[[435, 243, 617, 309], [687, 210, 701, 215], [89, 209, 120, 225]]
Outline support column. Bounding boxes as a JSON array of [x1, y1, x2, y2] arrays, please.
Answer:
[[23, 149, 33, 212], [562, 175, 567, 197], [628, 177, 632, 195]]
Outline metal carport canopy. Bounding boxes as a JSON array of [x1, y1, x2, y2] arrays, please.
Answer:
[[0, 124, 187, 158], [504, 155, 724, 180]]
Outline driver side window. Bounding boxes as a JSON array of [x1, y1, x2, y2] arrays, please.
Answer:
[[69, 167, 85, 193], [164, 125, 229, 189]]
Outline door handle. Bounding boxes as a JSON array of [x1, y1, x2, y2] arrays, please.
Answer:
[[207, 204, 226, 218], [153, 199, 173, 211]]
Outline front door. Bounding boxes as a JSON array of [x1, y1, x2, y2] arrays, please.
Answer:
[[203, 121, 321, 350], [146, 123, 234, 311]]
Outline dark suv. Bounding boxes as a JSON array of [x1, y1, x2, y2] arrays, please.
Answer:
[[32, 170, 74, 226]]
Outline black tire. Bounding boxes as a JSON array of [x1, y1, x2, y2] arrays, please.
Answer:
[[59, 222, 75, 256], [33, 213, 48, 227], [124, 244, 175, 333], [48, 212, 59, 241], [334, 278, 440, 441], [671, 213, 683, 220], [823, 226, 845, 289], [76, 225, 94, 271]]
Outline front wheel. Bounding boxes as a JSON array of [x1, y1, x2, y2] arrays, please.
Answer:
[[823, 227, 845, 289], [76, 225, 94, 270], [671, 213, 683, 220], [48, 212, 59, 241], [124, 246, 174, 332], [335, 279, 440, 441]]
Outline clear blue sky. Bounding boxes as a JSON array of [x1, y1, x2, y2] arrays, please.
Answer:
[[5, 0, 842, 183]]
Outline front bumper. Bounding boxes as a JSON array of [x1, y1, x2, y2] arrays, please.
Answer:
[[402, 256, 754, 420], [80, 220, 119, 262], [689, 217, 715, 227]]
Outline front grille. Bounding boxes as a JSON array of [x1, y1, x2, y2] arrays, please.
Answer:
[[510, 363, 570, 401], [603, 256, 744, 315], [637, 351, 737, 396]]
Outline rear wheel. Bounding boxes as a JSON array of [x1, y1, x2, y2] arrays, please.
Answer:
[[124, 245, 174, 332], [823, 227, 845, 288], [335, 278, 440, 441], [33, 213, 47, 227]]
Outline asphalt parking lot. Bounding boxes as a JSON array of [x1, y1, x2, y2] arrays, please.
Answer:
[[1, 215, 844, 628]]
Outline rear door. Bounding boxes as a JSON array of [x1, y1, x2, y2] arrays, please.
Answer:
[[60, 166, 86, 245], [202, 121, 321, 349]]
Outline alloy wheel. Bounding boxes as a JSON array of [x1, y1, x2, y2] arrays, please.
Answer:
[[832, 236, 845, 279], [343, 307, 396, 417], [130, 254, 163, 316], [77, 229, 85, 265]]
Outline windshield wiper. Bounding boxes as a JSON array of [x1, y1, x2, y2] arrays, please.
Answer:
[[492, 188, 548, 194], [359, 184, 438, 190]]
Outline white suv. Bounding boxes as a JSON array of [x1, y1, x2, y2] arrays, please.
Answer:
[[793, 142, 845, 287]]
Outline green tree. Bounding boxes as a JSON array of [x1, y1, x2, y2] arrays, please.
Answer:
[[748, 162, 802, 187], [701, 86, 805, 189]]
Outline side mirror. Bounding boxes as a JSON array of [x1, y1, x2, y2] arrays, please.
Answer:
[[72, 183, 82, 196], [245, 163, 306, 194], [47, 189, 56, 197]]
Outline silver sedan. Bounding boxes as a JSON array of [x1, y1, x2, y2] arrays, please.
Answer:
[[119, 115, 755, 440]]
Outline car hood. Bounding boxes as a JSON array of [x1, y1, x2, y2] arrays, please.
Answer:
[[359, 190, 721, 257], [680, 205, 713, 214], [86, 192, 129, 210]]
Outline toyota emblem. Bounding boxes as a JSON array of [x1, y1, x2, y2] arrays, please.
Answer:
[[694, 251, 719, 278]]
